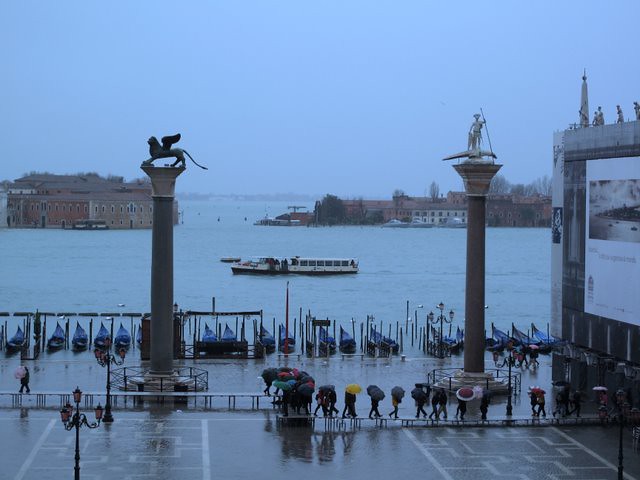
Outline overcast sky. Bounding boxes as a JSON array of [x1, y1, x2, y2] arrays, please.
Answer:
[[2, 1, 638, 198]]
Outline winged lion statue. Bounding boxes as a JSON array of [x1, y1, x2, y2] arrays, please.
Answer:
[[142, 133, 208, 169]]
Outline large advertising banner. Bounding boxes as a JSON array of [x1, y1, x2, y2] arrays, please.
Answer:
[[585, 156, 640, 325]]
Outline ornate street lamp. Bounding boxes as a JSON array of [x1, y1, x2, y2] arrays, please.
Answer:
[[60, 387, 103, 480], [497, 350, 516, 416], [94, 338, 125, 423], [427, 302, 454, 358]]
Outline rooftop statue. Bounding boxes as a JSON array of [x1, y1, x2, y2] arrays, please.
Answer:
[[634, 101, 640, 121], [443, 112, 497, 164], [142, 133, 208, 169], [616, 105, 624, 124]]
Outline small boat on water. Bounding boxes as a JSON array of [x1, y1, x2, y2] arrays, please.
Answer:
[[220, 257, 241, 263], [93, 323, 111, 349], [47, 322, 66, 350], [409, 218, 434, 228], [278, 324, 296, 353], [438, 217, 467, 228], [381, 219, 409, 228], [114, 324, 131, 350], [258, 325, 276, 353], [6, 326, 25, 353], [72, 323, 89, 351], [486, 324, 511, 351], [202, 324, 217, 344], [221, 324, 237, 342], [369, 327, 399, 354], [339, 326, 357, 354], [232, 256, 358, 275], [319, 326, 337, 355]]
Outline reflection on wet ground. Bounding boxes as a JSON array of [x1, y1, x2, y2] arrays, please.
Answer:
[[1, 409, 638, 480]]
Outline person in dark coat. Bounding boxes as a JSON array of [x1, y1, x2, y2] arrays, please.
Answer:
[[429, 390, 440, 420], [415, 396, 428, 418], [314, 391, 327, 417], [369, 397, 381, 419], [569, 390, 582, 417], [529, 388, 538, 416], [455, 398, 467, 420], [19, 367, 30, 394], [480, 395, 489, 420], [342, 391, 357, 418], [327, 390, 339, 417], [281, 389, 290, 417]]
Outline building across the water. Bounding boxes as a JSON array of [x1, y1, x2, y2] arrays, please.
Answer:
[[551, 74, 640, 404], [5, 173, 179, 229], [341, 191, 550, 227]]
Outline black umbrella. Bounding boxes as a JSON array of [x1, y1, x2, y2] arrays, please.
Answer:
[[319, 384, 335, 393], [367, 385, 385, 401], [391, 386, 405, 400], [298, 375, 315, 384], [261, 368, 278, 383], [297, 382, 315, 397], [411, 387, 427, 401]]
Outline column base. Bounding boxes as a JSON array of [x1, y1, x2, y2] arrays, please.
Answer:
[[433, 368, 509, 394]]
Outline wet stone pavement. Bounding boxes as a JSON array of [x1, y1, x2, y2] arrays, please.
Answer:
[[1, 409, 639, 480], [1, 352, 639, 479]]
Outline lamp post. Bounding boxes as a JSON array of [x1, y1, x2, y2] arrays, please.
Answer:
[[497, 350, 516, 416], [427, 302, 454, 358], [94, 338, 125, 423], [60, 387, 103, 480]]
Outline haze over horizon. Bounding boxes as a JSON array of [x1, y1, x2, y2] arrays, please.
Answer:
[[2, 1, 638, 197]]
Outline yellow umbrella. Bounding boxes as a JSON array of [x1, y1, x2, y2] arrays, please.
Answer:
[[346, 384, 362, 394]]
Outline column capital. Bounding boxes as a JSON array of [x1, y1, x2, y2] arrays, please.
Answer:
[[140, 166, 185, 198], [453, 163, 502, 197]]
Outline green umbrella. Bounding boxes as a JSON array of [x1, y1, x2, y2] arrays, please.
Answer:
[[273, 380, 292, 391]]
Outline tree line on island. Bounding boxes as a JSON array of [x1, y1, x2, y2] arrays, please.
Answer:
[[314, 175, 552, 226]]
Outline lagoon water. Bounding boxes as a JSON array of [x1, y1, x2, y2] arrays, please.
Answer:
[[0, 199, 550, 334]]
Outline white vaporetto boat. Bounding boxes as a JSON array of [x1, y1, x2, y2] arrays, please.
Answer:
[[231, 257, 358, 275]]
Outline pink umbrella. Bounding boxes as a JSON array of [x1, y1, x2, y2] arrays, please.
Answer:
[[14, 366, 26, 379], [528, 344, 540, 350]]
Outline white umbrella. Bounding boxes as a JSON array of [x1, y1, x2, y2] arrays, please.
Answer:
[[14, 366, 26, 379]]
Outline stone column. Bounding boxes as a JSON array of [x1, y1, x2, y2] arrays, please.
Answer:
[[453, 163, 501, 374], [141, 165, 184, 375]]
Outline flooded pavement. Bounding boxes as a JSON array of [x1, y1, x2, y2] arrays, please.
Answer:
[[2, 351, 639, 479], [1, 408, 638, 480]]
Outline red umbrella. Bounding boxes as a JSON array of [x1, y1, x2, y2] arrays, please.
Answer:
[[456, 387, 475, 401]]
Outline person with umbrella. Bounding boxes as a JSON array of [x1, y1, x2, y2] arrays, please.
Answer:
[[261, 368, 278, 396], [533, 388, 546, 417], [18, 366, 30, 394], [568, 389, 582, 417], [437, 389, 448, 420], [342, 384, 360, 418], [429, 389, 441, 420], [529, 386, 538, 416], [367, 385, 384, 419], [314, 390, 327, 417], [411, 385, 428, 419], [388, 386, 404, 419], [455, 388, 474, 420], [327, 388, 339, 417]]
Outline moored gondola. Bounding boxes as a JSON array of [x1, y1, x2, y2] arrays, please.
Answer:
[[258, 325, 276, 353], [93, 323, 111, 349], [278, 324, 296, 352], [6, 326, 25, 354], [339, 326, 357, 354], [369, 327, 399, 354], [318, 326, 337, 355], [47, 322, 66, 351], [114, 323, 131, 350], [202, 324, 217, 344], [72, 323, 89, 351], [221, 324, 237, 342]]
